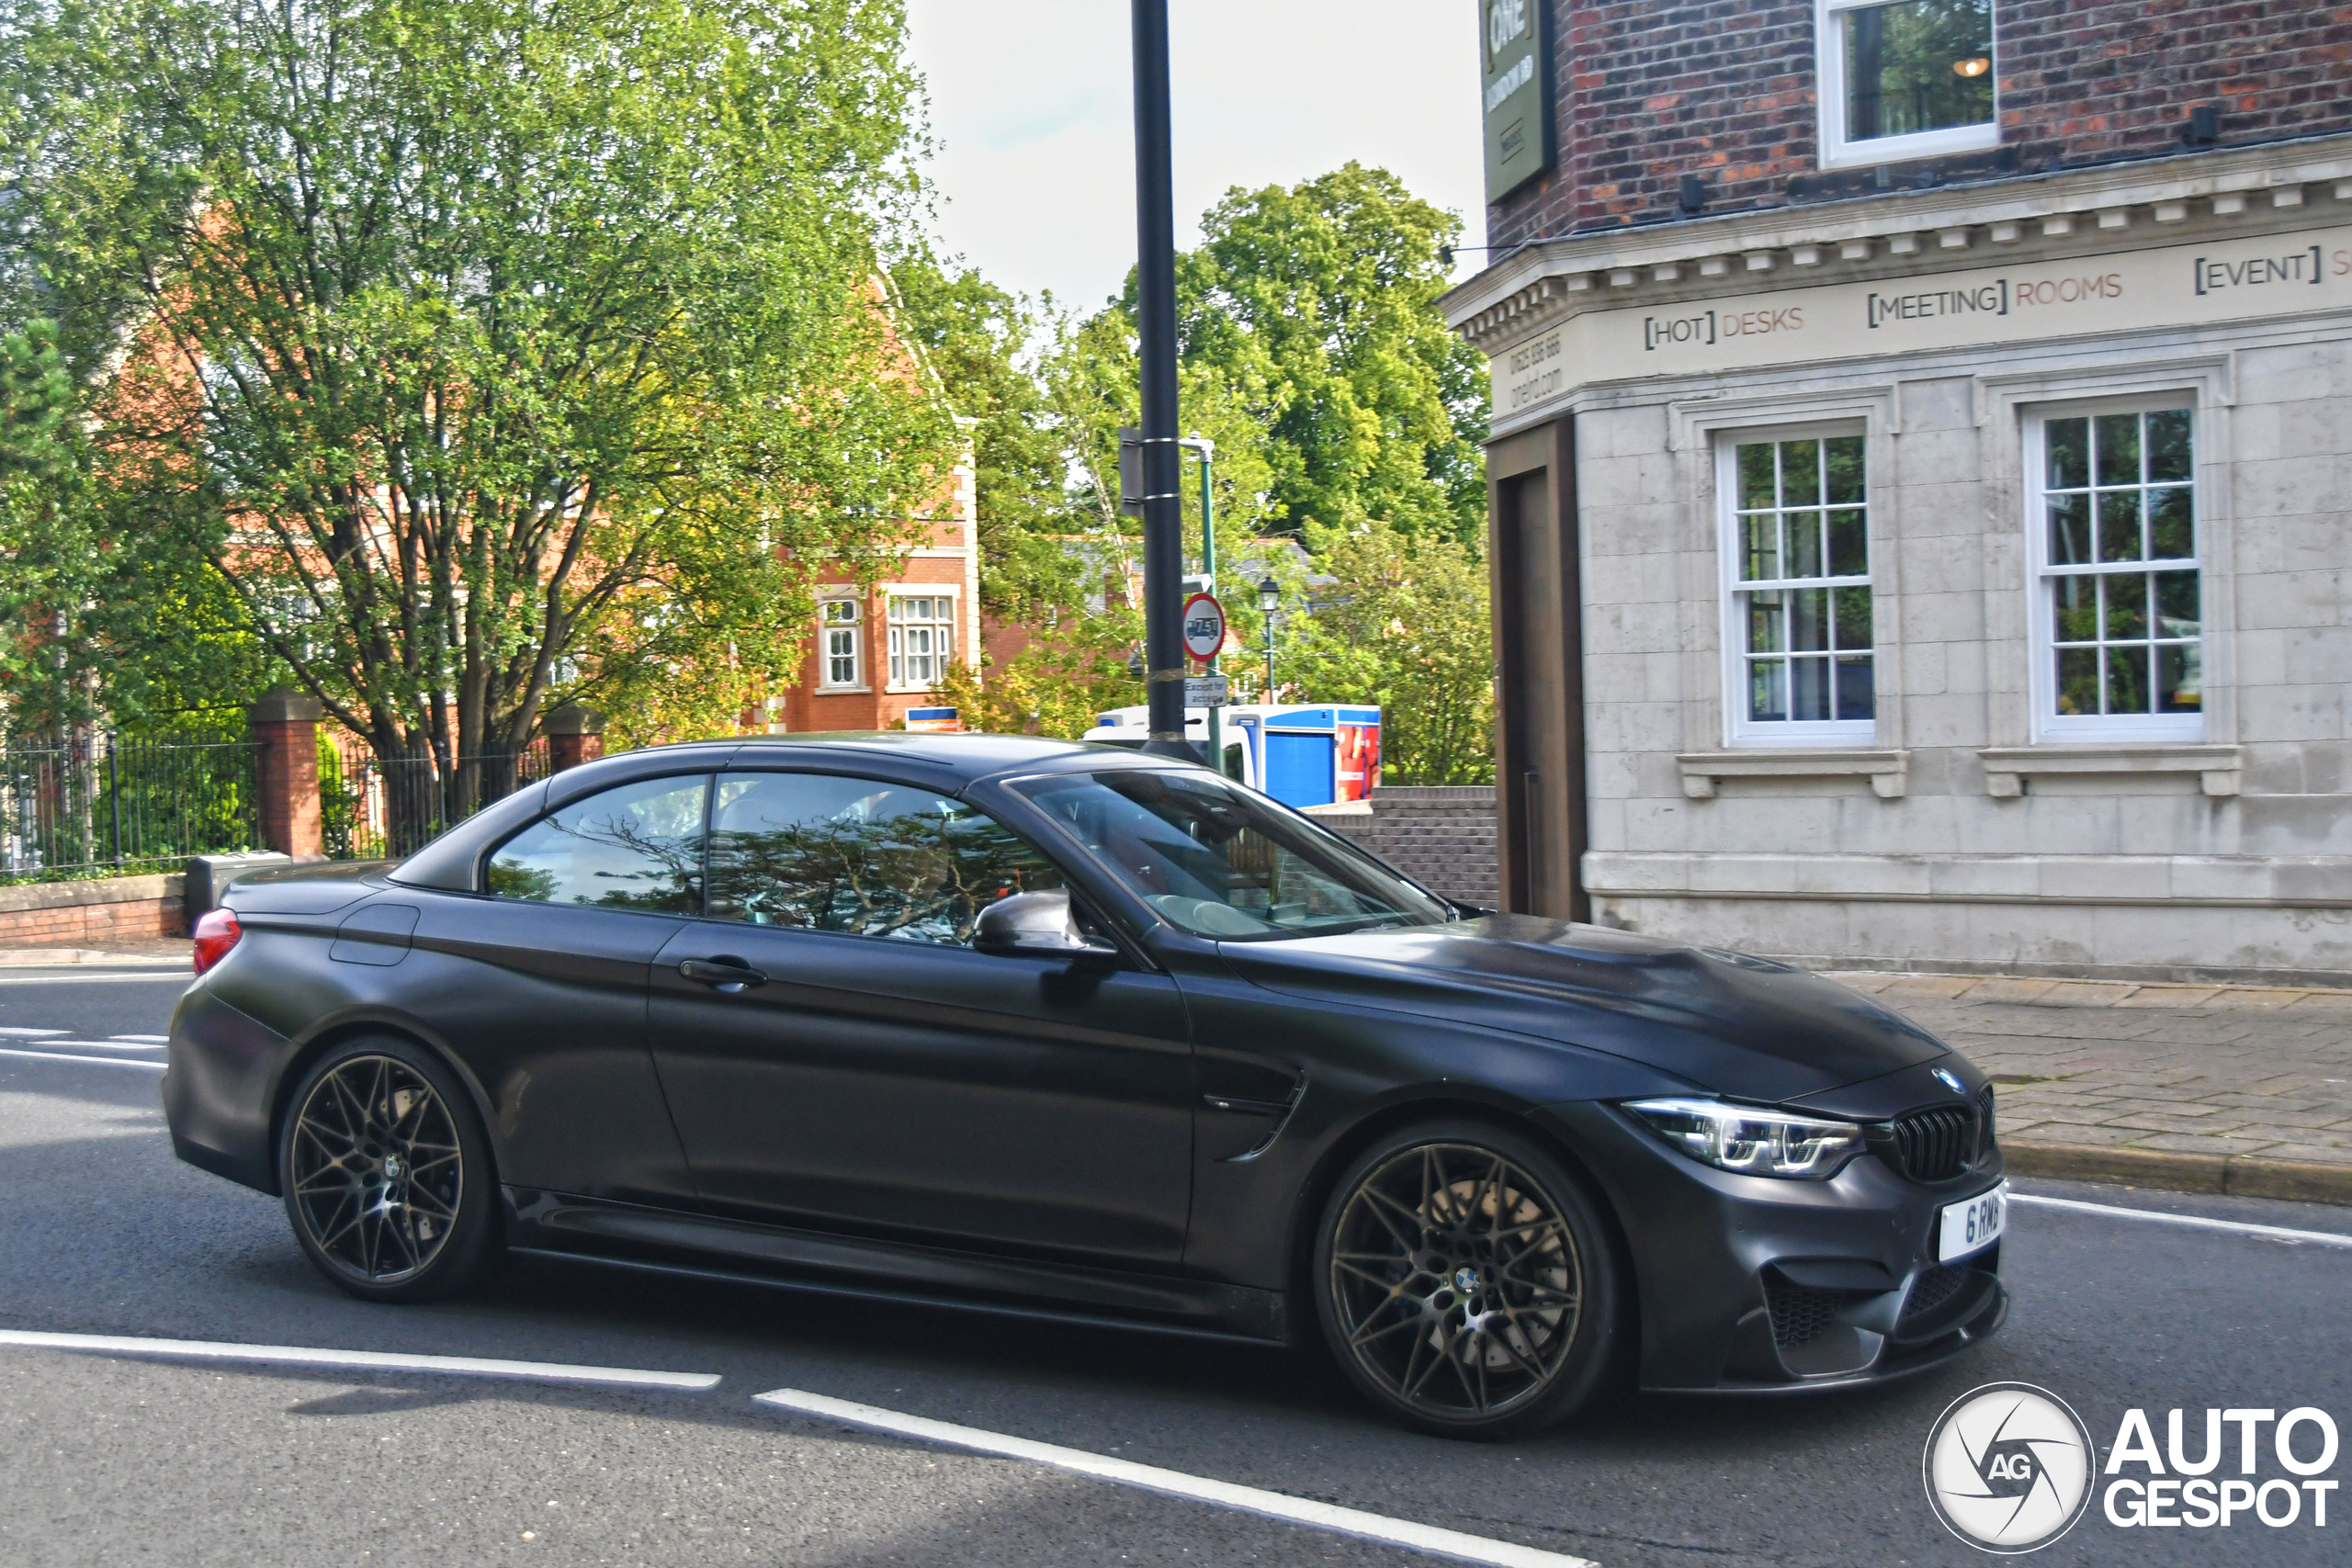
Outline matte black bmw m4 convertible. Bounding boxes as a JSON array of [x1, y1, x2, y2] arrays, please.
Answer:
[[166, 734, 2006, 1437]]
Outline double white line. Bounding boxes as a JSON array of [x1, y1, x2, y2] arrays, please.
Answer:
[[0, 1327, 1594, 1567], [0, 1031, 168, 1072]]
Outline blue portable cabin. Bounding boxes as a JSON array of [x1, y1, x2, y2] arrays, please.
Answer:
[[1088, 703, 1382, 809]]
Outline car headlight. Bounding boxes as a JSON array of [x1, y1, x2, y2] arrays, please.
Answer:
[[1623, 1097, 1866, 1179]]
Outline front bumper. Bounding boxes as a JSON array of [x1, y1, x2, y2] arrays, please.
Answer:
[[1536, 1100, 2007, 1393]]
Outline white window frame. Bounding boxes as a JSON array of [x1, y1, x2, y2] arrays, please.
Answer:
[[817, 594, 865, 693], [1815, 0, 1999, 170], [1715, 421, 1878, 749], [885, 590, 958, 693], [2024, 397, 2205, 743]]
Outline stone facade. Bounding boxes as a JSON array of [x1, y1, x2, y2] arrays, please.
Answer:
[[1452, 84, 2352, 982]]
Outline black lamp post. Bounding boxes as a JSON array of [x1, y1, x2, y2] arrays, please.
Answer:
[[1257, 577, 1281, 699], [1131, 0, 1188, 756]]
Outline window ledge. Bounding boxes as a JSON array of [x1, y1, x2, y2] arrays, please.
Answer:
[[1978, 744, 2242, 798], [1677, 750, 1909, 800], [814, 685, 872, 696]]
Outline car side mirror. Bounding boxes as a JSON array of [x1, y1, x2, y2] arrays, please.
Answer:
[[974, 889, 1118, 963]]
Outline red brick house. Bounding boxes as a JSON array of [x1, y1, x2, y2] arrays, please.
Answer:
[[766, 437, 981, 733]]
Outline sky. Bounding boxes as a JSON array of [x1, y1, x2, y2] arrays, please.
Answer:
[[902, 1, 1487, 311]]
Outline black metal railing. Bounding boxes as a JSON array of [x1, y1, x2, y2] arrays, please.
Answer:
[[0, 720, 261, 881], [323, 733, 553, 861]]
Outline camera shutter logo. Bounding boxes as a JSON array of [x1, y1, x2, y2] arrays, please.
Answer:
[[1923, 1382, 2096, 1552]]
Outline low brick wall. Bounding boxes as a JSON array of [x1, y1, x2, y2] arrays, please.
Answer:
[[1324, 785, 1499, 908], [0, 874, 186, 945]]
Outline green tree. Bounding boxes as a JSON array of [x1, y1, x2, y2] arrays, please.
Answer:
[[1280, 518, 1494, 784], [1174, 163, 1487, 545], [3, 0, 952, 814], [887, 255, 1078, 625]]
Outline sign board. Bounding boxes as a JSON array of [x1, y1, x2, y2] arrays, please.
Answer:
[[1182, 592, 1227, 661], [900, 706, 960, 733], [1117, 426, 1143, 515], [1480, 0, 1553, 202], [1492, 225, 2352, 423], [1183, 675, 1229, 709]]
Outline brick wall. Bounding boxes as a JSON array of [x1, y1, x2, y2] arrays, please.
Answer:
[[1492, 0, 2352, 245], [0, 874, 185, 946], [1325, 787, 1500, 909]]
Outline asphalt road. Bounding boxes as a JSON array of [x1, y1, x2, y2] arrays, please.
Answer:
[[0, 963, 2346, 1568]]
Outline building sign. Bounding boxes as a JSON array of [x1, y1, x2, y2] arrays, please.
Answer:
[[1489, 224, 2352, 421], [1480, 0, 1552, 202]]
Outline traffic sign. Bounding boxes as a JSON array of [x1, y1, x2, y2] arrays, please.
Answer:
[[1182, 592, 1227, 661], [1183, 675, 1229, 708]]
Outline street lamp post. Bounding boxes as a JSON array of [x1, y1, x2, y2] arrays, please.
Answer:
[[1258, 576, 1281, 702], [1129, 0, 1187, 757]]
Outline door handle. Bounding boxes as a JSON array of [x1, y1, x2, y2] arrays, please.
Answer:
[[679, 956, 767, 992]]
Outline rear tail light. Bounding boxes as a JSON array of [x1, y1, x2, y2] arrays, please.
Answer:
[[191, 908, 242, 976]]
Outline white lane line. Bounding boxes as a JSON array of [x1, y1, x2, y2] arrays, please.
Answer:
[[2010, 1192, 2352, 1250], [0, 1046, 166, 1072], [0, 1330, 723, 1391], [110, 1034, 169, 1043], [0, 973, 188, 986], [0, 1027, 67, 1037], [754, 1387, 1598, 1568], [25, 1040, 164, 1053]]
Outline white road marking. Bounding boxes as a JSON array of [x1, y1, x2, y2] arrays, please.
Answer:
[[754, 1387, 1600, 1568], [0, 973, 188, 986], [2010, 1191, 2352, 1249], [0, 1046, 166, 1072], [110, 1034, 169, 1043], [0, 1026, 67, 1037], [23, 1040, 164, 1053], [0, 1330, 723, 1391]]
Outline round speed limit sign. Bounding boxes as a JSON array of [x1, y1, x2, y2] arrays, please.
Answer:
[[1181, 592, 1227, 661]]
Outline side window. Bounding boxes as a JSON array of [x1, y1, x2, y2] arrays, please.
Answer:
[[707, 772, 1062, 945], [2031, 406, 2201, 738], [485, 775, 708, 913], [1722, 430, 1875, 744]]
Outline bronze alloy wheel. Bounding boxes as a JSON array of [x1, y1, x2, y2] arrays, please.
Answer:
[[1324, 1139, 1589, 1429], [288, 1054, 466, 1287]]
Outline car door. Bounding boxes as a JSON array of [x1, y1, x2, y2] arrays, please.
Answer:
[[646, 767, 1194, 1266], [404, 772, 708, 1208]]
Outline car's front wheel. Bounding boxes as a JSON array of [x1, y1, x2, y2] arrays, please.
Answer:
[[1313, 1121, 1625, 1438], [279, 1037, 503, 1303]]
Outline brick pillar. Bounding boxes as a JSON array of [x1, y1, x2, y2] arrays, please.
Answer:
[[543, 704, 606, 772], [249, 686, 323, 858]]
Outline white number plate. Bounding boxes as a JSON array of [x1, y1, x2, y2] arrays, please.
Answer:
[[1939, 1185, 2007, 1262]]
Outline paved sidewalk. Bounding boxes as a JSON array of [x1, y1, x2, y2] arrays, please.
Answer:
[[1832, 971, 2352, 1202]]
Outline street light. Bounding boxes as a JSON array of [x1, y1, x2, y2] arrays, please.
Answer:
[[1257, 577, 1281, 700]]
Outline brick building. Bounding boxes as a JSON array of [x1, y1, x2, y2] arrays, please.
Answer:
[[766, 449, 981, 734], [1446, 0, 2352, 983]]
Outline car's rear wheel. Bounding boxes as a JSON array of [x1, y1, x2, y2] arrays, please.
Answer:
[[279, 1037, 502, 1303], [1313, 1121, 1625, 1438]]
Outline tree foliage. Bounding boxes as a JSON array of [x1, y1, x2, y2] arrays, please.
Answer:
[[2, 0, 951, 795], [1279, 518, 1493, 784]]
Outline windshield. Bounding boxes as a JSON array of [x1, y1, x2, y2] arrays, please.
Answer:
[[1012, 770, 1453, 940]]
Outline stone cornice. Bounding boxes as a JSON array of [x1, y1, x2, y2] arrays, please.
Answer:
[[1443, 134, 2352, 355]]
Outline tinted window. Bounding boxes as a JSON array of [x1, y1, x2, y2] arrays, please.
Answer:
[[485, 775, 707, 913], [707, 772, 1061, 945], [1012, 770, 1452, 940]]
